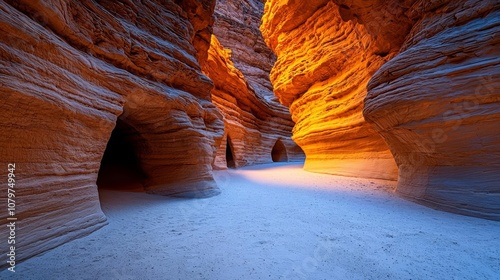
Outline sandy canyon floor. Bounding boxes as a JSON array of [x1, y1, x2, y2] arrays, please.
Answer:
[[2, 163, 499, 279]]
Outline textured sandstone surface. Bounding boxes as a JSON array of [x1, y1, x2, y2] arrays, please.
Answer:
[[364, 0, 500, 220], [207, 0, 304, 169], [262, 0, 499, 220], [0, 0, 222, 266], [261, 0, 402, 180]]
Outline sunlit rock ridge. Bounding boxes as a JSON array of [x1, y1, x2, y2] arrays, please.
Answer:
[[261, 0, 406, 180]]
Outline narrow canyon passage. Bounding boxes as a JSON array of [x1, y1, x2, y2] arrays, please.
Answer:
[[3, 163, 498, 280], [1, 0, 498, 277]]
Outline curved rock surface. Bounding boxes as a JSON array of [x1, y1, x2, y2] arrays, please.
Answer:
[[0, 0, 222, 266], [206, 0, 304, 169], [261, 0, 400, 180], [364, 0, 500, 220], [262, 0, 500, 220]]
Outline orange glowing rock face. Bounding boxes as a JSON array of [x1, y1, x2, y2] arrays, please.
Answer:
[[261, 0, 399, 180], [262, 0, 500, 220]]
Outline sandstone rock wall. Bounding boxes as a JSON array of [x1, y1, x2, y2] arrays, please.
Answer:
[[207, 0, 304, 169], [262, 0, 500, 220], [261, 0, 402, 180], [0, 0, 222, 266], [364, 0, 500, 220]]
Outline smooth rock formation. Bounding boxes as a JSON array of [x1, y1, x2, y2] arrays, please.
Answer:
[[206, 0, 304, 169], [261, 0, 400, 180], [0, 0, 222, 266], [364, 0, 500, 220]]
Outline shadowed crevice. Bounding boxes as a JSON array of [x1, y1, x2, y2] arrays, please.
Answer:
[[272, 138, 288, 162], [97, 119, 147, 192], [226, 136, 236, 168]]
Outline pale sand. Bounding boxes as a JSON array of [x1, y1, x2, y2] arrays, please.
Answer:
[[2, 162, 499, 279]]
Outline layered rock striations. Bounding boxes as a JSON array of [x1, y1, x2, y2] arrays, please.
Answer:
[[0, 0, 222, 265], [364, 0, 500, 220], [207, 0, 304, 169], [262, 0, 500, 220], [261, 0, 405, 180], [213, 0, 277, 102]]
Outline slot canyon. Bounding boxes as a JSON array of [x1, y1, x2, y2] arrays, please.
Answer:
[[0, 0, 499, 279]]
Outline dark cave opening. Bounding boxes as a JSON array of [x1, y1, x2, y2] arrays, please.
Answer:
[[97, 119, 147, 192], [271, 139, 288, 162], [226, 137, 236, 169]]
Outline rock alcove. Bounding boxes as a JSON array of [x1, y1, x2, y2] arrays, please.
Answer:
[[225, 136, 236, 169], [97, 119, 147, 192], [271, 139, 288, 162]]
